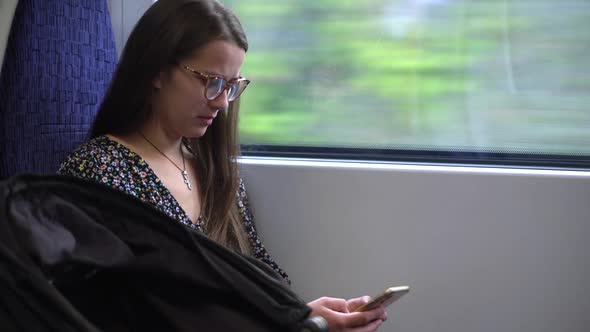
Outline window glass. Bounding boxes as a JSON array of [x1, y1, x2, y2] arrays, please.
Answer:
[[225, 0, 590, 158]]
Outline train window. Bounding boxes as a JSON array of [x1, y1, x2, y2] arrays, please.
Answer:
[[223, 0, 590, 168]]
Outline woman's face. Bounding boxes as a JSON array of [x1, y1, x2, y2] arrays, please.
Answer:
[[150, 40, 246, 139]]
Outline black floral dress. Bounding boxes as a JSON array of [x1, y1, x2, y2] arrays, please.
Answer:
[[58, 135, 289, 283]]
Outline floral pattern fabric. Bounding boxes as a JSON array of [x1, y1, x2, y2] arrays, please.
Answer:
[[58, 135, 289, 283]]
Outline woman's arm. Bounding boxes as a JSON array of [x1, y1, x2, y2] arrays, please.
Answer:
[[236, 177, 291, 283]]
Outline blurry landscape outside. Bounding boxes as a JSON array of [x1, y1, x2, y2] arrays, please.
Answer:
[[225, 0, 590, 155]]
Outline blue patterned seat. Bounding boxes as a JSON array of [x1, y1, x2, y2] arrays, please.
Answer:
[[0, 0, 117, 178]]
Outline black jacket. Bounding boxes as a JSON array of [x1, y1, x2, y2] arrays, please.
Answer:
[[0, 175, 319, 331]]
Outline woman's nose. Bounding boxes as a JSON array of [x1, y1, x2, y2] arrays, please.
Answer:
[[208, 89, 230, 110]]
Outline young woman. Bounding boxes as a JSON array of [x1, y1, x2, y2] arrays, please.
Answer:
[[59, 1, 387, 330]]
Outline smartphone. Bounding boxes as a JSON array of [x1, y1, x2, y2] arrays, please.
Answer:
[[353, 285, 410, 312]]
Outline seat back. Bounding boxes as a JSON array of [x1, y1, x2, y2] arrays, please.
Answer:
[[0, 0, 117, 178]]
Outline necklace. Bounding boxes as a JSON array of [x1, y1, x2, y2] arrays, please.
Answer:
[[139, 132, 192, 191]]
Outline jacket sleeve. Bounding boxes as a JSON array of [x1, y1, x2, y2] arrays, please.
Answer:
[[237, 177, 291, 284]]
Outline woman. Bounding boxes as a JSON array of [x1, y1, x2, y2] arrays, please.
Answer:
[[59, 0, 387, 330]]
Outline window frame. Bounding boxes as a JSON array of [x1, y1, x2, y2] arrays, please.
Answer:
[[241, 145, 590, 170]]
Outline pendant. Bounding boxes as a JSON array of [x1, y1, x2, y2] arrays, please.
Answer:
[[181, 170, 192, 190]]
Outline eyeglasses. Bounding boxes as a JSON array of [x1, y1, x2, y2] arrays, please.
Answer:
[[181, 65, 250, 102]]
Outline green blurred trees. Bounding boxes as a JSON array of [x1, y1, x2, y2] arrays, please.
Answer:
[[225, 0, 590, 154]]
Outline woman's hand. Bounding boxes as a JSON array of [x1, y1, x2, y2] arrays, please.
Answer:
[[307, 296, 387, 332]]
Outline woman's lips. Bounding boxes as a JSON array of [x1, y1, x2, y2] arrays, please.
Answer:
[[197, 115, 214, 126]]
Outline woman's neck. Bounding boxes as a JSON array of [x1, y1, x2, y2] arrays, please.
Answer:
[[137, 122, 184, 156], [105, 123, 185, 163]]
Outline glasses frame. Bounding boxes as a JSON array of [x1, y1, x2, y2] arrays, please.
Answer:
[[181, 65, 250, 102]]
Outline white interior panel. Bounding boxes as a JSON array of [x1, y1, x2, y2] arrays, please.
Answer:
[[241, 159, 590, 332]]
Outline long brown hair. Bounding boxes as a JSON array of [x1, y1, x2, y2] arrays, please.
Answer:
[[91, 0, 251, 254]]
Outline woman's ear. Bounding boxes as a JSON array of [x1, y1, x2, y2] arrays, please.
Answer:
[[152, 72, 164, 89]]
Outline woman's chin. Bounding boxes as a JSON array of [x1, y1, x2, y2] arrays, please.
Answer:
[[184, 127, 208, 139]]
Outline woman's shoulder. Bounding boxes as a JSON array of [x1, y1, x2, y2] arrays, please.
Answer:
[[60, 135, 110, 162], [71, 135, 113, 155], [57, 135, 127, 176]]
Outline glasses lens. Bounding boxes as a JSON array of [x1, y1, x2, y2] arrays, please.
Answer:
[[227, 83, 239, 101], [205, 78, 225, 100], [227, 80, 249, 102]]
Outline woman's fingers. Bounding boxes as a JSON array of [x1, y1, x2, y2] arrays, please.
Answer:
[[350, 318, 384, 332], [346, 307, 387, 327], [307, 296, 388, 332], [346, 296, 372, 312]]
